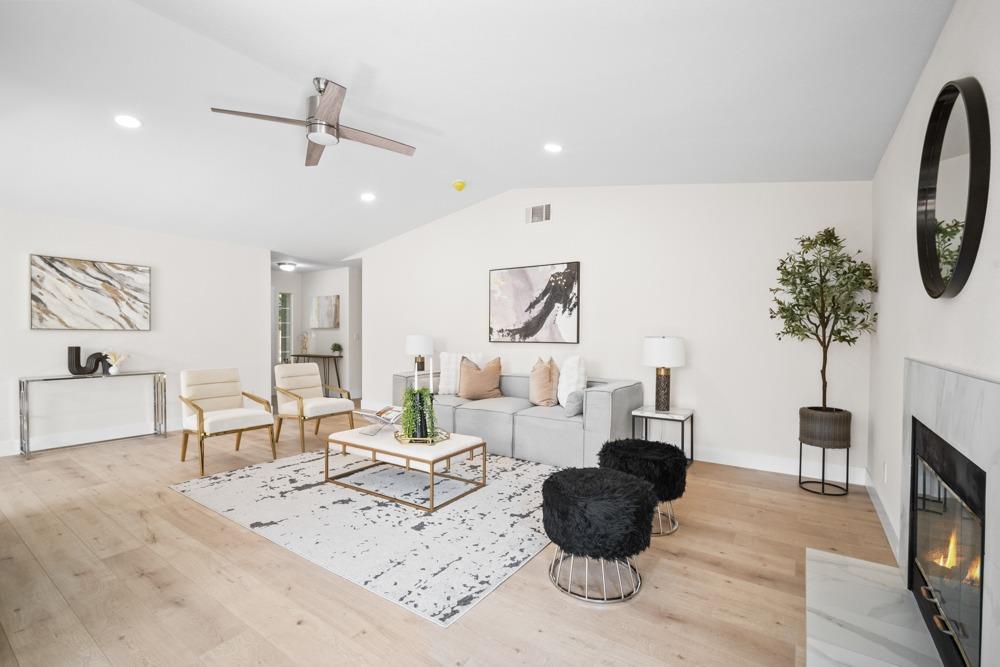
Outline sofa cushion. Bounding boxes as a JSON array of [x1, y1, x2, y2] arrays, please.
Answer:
[[515, 405, 584, 467], [458, 397, 532, 415], [516, 405, 583, 426], [183, 407, 273, 434], [429, 394, 469, 432], [454, 397, 532, 457], [529, 358, 560, 406], [278, 396, 354, 418]]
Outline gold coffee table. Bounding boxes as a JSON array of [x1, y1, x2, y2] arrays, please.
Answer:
[[325, 427, 487, 512]]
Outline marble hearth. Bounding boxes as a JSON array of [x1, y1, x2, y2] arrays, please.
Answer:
[[901, 360, 998, 663]]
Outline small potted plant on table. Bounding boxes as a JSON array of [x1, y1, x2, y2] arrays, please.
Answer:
[[770, 228, 877, 493]]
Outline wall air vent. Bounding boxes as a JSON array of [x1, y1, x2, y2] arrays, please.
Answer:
[[525, 204, 551, 224]]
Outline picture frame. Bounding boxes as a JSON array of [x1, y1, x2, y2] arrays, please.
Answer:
[[489, 261, 580, 343]]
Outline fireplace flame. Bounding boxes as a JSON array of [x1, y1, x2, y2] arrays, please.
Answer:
[[964, 555, 982, 586], [934, 529, 959, 569]]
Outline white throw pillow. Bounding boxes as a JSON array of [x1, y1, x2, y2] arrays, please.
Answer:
[[558, 355, 587, 407], [437, 352, 484, 395]]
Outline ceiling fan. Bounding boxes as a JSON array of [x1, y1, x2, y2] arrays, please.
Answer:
[[211, 77, 415, 166]]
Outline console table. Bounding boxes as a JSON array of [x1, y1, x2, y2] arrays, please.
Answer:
[[19, 370, 167, 459], [289, 353, 342, 395], [631, 406, 694, 465]]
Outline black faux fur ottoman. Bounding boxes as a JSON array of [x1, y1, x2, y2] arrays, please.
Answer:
[[598, 438, 687, 502], [542, 467, 656, 560]]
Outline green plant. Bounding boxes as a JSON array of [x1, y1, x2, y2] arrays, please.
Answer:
[[769, 227, 877, 408], [400, 387, 436, 438], [330, 342, 343, 354]]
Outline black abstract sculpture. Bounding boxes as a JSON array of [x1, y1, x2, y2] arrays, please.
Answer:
[[67, 346, 110, 376]]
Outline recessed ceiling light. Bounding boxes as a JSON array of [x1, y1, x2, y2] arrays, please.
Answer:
[[114, 114, 142, 129], [543, 142, 563, 154], [360, 192, 376, 203], [277, 262, 297, 272]]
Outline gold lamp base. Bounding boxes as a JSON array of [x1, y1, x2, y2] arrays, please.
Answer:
[[655, 367, 671, 412]]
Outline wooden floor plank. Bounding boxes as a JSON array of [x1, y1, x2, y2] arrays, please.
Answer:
[[0, 417, 896, 666]]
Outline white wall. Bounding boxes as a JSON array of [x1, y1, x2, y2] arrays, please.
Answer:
[[361, 182, 873, 481], [0, 210, 272, 456], [868, 0, 1000, 546], [299, 267, 362, 397]]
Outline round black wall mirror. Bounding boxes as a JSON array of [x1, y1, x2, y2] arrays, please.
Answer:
[[917, 77, 991, 299]]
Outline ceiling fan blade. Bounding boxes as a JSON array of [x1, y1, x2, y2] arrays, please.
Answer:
[[305, 140, 324, 166], [312, 82, 347, 125], [210, 108, 308, 126], [339, 125, 415, 156]]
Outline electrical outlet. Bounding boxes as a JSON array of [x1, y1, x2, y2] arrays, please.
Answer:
[[883, 460, 888, 483]]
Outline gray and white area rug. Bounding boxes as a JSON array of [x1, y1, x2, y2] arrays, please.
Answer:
[[171, 451, 556, 626]]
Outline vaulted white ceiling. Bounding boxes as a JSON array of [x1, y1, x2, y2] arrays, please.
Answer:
[[0, 0, 953, 264]]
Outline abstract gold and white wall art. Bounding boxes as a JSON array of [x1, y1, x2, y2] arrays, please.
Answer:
[[309, 294, 340, 329], [489, 261, 579, 343], [30, 255, 151, 331]]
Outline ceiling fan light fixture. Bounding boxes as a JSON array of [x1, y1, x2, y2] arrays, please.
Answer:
[[307, 122, 339, 146], [277, 262, 297, 272]]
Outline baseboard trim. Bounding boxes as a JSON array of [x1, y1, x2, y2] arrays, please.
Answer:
[[865, 470, 902, 565], [693, 444, 867, 485]]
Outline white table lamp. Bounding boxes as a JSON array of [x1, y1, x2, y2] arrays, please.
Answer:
[[642, 336, 686, 412]]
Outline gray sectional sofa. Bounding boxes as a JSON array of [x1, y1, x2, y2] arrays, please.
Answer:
[[392, 371, 643, 467]]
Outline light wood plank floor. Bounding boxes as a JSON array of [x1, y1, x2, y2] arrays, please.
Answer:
[[0, 415, 894, 666]]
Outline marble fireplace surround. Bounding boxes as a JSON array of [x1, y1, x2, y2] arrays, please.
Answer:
[[900, 359, 998, 661]]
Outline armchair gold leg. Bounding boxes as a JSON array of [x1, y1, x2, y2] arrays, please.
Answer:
[[235, 431, 242, 451], [267, 424, 276, 460], [198, 435, 206, 477], [275, 417, 283, 441], [314, 418, 322, 435], [299, 418, 306, 453], [181, 432, 189, 461], [348, 411, 355, 429]]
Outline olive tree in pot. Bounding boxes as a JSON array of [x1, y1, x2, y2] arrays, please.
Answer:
[[769, 228, 877, 458]]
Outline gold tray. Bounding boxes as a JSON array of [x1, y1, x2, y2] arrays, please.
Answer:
[[394, 429, 451, 445]]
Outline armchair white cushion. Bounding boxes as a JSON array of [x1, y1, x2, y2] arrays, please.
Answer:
[[274, 363, 352, 418], [183, 407, 274, 434], [278, 396, 354, 418]]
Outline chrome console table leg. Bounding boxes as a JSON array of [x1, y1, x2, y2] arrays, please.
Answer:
[[19, 379, 31, 459]]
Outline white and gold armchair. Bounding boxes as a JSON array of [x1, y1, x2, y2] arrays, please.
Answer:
[[274, 362, 355, 451], [179, 368, 276, 476]]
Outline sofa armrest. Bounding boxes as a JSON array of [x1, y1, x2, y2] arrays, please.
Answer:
[[582, 381, 644, 466]]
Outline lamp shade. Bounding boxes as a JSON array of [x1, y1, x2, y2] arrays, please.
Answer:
[[405, 334, 434, 356], [642, 336, 686, 368]]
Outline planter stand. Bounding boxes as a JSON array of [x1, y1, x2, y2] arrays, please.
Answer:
[[798, 441, 849, 496]]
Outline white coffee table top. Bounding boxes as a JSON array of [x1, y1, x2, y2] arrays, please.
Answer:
[[632, 406, 694, 420], [328, 427, 484, 462]]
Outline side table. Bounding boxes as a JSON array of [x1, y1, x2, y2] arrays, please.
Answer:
[[631, 406, 694, 465]]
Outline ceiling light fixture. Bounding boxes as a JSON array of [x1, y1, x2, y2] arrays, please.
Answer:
[[114, 114, 142, 129], [360, 192, 376, 203], [543, 142, 563, 154], [307, 122, 339, 146], [277, 262, 297, 272]]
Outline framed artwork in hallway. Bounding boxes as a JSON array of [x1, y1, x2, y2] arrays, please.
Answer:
[[489, 261, 579, 343]]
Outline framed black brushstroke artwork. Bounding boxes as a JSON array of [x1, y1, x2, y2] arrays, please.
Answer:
[[489, 262, 579, 343]]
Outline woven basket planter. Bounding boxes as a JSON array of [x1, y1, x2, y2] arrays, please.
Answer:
[[799, 407, 851, 449]]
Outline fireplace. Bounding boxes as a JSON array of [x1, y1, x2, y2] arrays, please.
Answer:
[[909, 418, 986, 667]]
